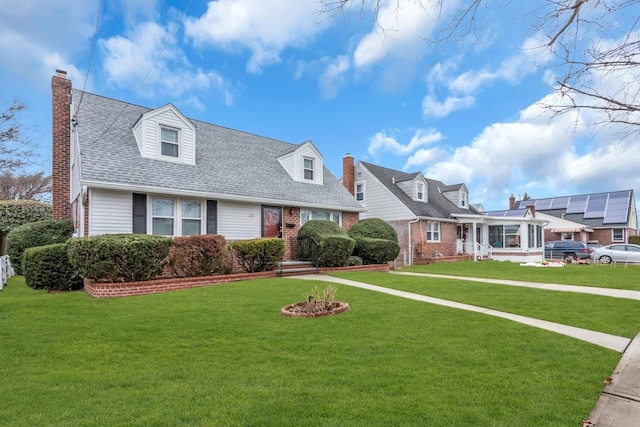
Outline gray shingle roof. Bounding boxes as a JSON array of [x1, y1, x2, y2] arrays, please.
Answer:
[[360, 162, 479, 219], [73, 90, 362, 211]]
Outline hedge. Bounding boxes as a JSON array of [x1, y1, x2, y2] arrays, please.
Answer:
[[347, 218, 398, 243], [231, 238, 285, 273], [67, 234, 172, 282], [352, 237, 401, 265], [22, 243, 83, 291], [298, 220, 355, 267], [165, 235, 229, 277], [6, 219, 74, 275]]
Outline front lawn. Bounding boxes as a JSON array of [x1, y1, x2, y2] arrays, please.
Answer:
[[331, 271, 640, 338], [402, 260, 640, 290], [0, 275, 619, 426]]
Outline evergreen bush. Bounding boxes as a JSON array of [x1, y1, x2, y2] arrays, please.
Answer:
[[22, 243, 82, 291], [353, 237, 400, 265], [67, 234, 172, 282], [6, 219, 74, 275], [231, 238, 285, 273], [298, 220, 355, 267], [347, 218, 398, 243]]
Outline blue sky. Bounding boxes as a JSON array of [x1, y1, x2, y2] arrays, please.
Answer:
[[1, 0, 639, 211]]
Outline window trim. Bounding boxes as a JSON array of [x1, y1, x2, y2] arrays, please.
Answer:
[[355, 181, 365, 201], [426, 221, 440, 242], [150, 196, 204, 236], [460, 191, 467, 208], [300, 209, 341, 226], [303, 157, 314, 181], [612, 228, 624, 242], [159, 125, 180, 159], [416, 182, 424, 201]]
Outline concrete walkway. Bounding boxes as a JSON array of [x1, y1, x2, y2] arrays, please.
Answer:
[[291, 273, 640, 427], [392, 271, 640, 301]]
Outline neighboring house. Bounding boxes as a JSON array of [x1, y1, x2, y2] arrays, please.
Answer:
[[51, 70, 363, 259], [341, 156, 546, 264], [509, 191, 638, 245]]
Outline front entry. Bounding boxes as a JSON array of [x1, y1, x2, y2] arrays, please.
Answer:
[[261, 206, 282, 238]]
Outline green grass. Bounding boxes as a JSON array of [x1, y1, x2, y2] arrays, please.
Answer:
[[401, 260, 640, 290], [330, 271, 640, 338], [0, 275, 622, 426]]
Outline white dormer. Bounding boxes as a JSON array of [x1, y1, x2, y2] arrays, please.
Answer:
[[442, 184, 469, 209], [396, 174, 428, 202], [277, 140, 324, 185], [132, 104, 196, 165]]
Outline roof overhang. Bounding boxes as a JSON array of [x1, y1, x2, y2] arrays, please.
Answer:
[[550, 227, 594, 233]]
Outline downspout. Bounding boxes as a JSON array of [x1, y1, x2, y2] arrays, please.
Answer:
[[408, 217, 420, 266]]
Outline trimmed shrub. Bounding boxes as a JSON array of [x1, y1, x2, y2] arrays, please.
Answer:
[[22, 243, 82, 291], [231, 238, 285, 273], [0, 200, 52, 235], [347, 218, 398, 243], [347, 256, 363, 266], [165, 235, 229, 277], [298, 220, 355, 267], [67, 234, 172, 282], [353, 237, 401, 265], [6, 219, 74, 275]]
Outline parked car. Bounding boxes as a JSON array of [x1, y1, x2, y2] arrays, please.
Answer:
[[587, 244, 603, 260], [544, 240, 591, 262], [593, 244, 640, 264]]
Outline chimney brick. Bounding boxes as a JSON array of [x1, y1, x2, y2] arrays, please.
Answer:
[[342, 153, 354, 195], [52, 70, 72, 220]]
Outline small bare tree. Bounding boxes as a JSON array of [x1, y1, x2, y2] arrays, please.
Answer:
[[1, 99, 35, 172], [321, 0, 640, 136], [0, 171, 51, 202]]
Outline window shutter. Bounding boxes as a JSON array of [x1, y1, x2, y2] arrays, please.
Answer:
[[132, 193, 147, 234], [207, 200, 217, 234]]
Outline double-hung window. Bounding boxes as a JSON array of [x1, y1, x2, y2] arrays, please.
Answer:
[[612, 228, 624, 242], [152, 198, 175, 235], [303, 158, 314, 180], [427, 221, 440, 241], [181, 200, 202, 236], [355, 182, 365, 201], [416, 183, 424, 201], [161, 127, 179, 158], [300, 210, 341, 226], [151, 197, 203, 236]]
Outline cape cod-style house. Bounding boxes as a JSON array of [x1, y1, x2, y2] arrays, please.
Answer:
[[51, 70, 363, 259], [341, 156, 546, 265]]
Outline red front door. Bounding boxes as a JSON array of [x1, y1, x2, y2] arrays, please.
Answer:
[[262, 206, 282, 238]]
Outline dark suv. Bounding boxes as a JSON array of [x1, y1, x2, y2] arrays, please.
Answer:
[[544, 240, 590, 261]]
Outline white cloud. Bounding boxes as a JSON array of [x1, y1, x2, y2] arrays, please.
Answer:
[[99, 21, 235, 103], [422, 95, 475, 117], [353, 0, 447, 69], [404, 147, 446, 170], [319, 55, 350, 99], [367, 128, 444, 158], [184, 0, 328, 73]]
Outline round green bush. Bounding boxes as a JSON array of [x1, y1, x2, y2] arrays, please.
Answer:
[[347, 218, 398, 243], [298, 220, 354, 267], [6, 219, 74, 275], [22, 243, 83, 291]]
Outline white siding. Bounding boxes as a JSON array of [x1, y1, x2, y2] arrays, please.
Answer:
[[132, 105, 196, 164], [217, 201, 262, 240], [278, 142, 324, 185], [357, 164, 413, 221], [89, 189, 133, 235]]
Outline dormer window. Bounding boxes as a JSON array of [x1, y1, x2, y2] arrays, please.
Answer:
[[304, 157, 314, 180], [460, 191, 467, 208], [161, 127, 179, 158], [416, 182, 424, 201]]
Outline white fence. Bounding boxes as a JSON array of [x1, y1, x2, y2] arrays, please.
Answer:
[[1, 255, 15, 291]]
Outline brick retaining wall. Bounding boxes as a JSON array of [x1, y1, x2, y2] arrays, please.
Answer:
[[84, 264, 390, 298]]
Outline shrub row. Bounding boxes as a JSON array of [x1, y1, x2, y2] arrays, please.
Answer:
[[231, 238, 285, 273], [22, 243, 83, 291]]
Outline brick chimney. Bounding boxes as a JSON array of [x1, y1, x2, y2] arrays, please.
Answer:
[[342, 153, 354, 195], [509, 194, 516, 210], [52, 70, 72, 220]]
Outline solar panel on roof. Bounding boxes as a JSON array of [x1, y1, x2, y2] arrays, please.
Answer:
[[550, 197, 570, 209], [603, 191, 631, 223], [584, 193, 608, 219], [505, 209, 526, 217], [566, 195, 588, 213], [534, 199, 552, 210]]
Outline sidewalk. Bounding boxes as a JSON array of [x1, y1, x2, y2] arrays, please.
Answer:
[[291, 273, 640, 427]]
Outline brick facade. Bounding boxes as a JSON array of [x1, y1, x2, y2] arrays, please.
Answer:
[[52, 70, 72, 220]]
